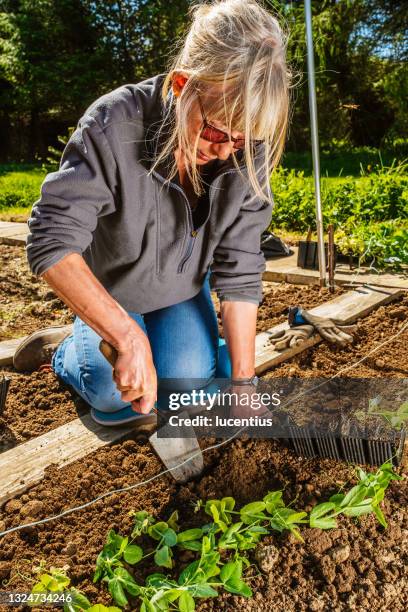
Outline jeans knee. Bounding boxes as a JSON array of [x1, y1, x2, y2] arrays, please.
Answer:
[[84, 383, 128, 412]]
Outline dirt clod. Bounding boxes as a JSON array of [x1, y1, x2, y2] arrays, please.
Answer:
[[20, 500, 44, 518], [254, 543, 280, 572], [62, 542, 77, 556], [0, 560, 12, 579], [320, 554, 336, 583], [329, 543, 350, 564]]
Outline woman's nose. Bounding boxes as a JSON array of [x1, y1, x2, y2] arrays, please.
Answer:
[[211, 141, 235, 160]]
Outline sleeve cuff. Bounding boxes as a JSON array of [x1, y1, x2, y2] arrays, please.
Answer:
[[26, 247, 83, 277], [219, 294, 261, 305]]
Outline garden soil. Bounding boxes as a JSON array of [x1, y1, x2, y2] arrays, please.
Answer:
[[0, 245, 407, 611]]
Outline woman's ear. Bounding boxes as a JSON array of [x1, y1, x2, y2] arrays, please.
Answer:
[[172, 71, 189, 98]]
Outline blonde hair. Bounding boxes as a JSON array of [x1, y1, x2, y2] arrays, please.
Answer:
[[150, 0, 292, 203]]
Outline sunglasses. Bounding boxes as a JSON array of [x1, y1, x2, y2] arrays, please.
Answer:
[[196, 90, 263, 151]]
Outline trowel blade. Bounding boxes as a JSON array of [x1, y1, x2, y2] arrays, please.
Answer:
[[149, 413, 204, 482]]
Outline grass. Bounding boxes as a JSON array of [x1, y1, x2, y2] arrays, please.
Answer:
[[0, 165, 44, 221], [283, 148, 407, 177]]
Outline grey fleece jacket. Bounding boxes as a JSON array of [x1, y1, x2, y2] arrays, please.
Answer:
[[26, 73, 272, 314]]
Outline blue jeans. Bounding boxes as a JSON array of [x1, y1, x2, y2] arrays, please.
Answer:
[[51, 277, 231, 412]]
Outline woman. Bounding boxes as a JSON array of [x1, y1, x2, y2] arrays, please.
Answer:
[[14, 0, 290, 425]]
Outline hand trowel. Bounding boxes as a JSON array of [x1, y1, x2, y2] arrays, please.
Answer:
[[99, 340, 204, 482]]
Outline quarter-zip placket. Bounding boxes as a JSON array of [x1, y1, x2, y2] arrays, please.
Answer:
[[177, 167, 242, 273], [152, 164, 244, 274]]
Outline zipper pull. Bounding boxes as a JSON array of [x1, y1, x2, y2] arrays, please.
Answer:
[[191, 230, 198, 237]]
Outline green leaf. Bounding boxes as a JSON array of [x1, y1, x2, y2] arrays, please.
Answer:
[[205, 501, 219, 521], [247, 525, 268, 534], [220, 561, 242, 584], [189, 583, 218, 597], [240, 501, 266, 524], [140, 599, 156, 612], [178, 561, 200, 586], [342, 502, 373, 517], [114, 566, 141, 596], [218, 523, 243, 549], [340, 485, 367, 508], [107, 530, 128, 555], [148, 522, 169, 541], [310, 502, 337, 528], [178, 541, 202, 552], [177, 529, 204, 543], [167, 510, 179, 532], [163, 528, 178, 547], [310, 516, 338, 530], [163, 589, 185, 604], [87, 606, 122, 612], [178, 591, 195, 612], [64, 588, 91, 612], [285, 511, 307, 524], [108, 578, 128, 607], [222, 497, 236, 512], [155, 545, 173, 569], [131, 510, 155, 537], [150, 588, 176, 609], [263, 491, 285, 514], [39, 573, 70, 592], [30, 583, 47, 602], [329, 493, 345, 506], [373, 504, 388, 528], [123, 544, 143, 565], [201, 536, 211, 555], [146, 573, 175, 589], [224, 578, 252, 598], [204, 498, 234, 525], [357, 468, 367, 481], [310, 502, 336, 520]]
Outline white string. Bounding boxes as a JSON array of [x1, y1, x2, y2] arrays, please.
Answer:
[[1, 311, 407, 540]]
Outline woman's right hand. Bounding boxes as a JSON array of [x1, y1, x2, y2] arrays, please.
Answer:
[[111, 331, 157, 414], [41, 254, 158, 414]]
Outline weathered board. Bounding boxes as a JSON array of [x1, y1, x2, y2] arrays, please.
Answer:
[[0, 221, 28, 246], [0, 413, 156, 506], [0, 286, 403, 505], [255, 285, 403, 374], [264, 248, 408, 290]]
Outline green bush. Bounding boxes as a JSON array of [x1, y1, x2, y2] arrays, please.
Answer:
[[270, 161, 408, 269], [336, 220, 408, 268]]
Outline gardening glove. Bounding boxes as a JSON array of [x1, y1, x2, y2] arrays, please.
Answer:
[[268, 324, 316, 351], [289, 306, 355, 347]]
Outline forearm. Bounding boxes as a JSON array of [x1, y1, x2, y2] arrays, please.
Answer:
[[220, 301, 258, 378], [41, 252, 147, 352]]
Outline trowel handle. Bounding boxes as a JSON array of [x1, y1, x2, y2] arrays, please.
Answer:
[[99, 340, 118, 366]]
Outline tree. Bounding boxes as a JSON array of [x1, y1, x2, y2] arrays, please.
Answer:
[[0, 0, 113, 158]]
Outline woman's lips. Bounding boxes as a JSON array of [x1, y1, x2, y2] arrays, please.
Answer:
[[197, 150, 211, 161]]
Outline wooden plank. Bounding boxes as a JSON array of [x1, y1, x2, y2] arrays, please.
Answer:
[[263, 247, 408, 290], [0, 221, 28, 246], [0, 226, 28, 237], [0, 412, 156, 506], [0, 325, 73, 366], [0, 222, 26, 231], [255, 286, 403, 374], [0, 287, 402, 503], [0, 235, 27, 246], [0, 338, 22, 366]]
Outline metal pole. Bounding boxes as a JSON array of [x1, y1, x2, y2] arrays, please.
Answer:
[[328, 223, 335, 292], [304, 0, 326, 286]]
